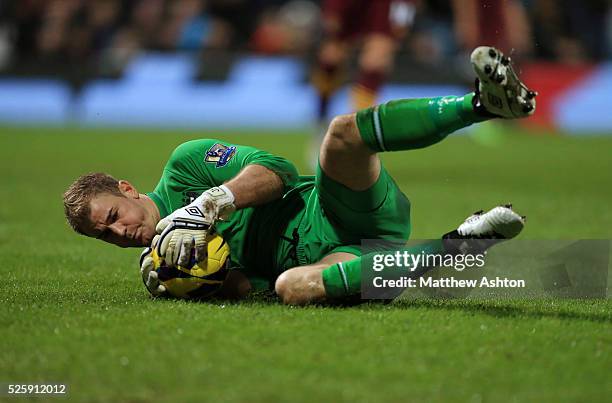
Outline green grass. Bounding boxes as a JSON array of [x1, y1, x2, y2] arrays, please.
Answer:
[[1, 125, 611, 402]]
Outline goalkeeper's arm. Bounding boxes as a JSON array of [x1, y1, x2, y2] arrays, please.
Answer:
[[156, 139, 297, 267], [223, 164, 285, 209], [156, 164, 286, 267]]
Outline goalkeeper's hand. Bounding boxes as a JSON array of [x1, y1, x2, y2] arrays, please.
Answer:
[[140, 235, 167, 297], [156, 185, 235, 268]]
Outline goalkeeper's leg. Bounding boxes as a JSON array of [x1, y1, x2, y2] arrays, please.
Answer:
[[275, 204, 526, 305], [319, 93, 486, 192], [275, 241, 445, 305], [319, 45, 536, 192], [275, 252, 355, 305]]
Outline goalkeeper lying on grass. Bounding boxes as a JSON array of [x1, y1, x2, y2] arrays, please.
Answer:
[[63, 46, 536, 304]]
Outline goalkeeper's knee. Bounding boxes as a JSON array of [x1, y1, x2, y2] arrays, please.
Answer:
[[275, 266, 327, 305]]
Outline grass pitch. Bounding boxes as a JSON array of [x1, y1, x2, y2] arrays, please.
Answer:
[[1, 125, 611, 402]]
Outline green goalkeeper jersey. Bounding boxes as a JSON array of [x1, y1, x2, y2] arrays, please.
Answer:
[[146, 139, 313, 289]]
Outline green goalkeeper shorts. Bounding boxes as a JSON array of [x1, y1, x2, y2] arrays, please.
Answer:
[[295, 163, 411, 265]]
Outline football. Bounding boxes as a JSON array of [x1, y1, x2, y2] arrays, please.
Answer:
[[140, 235, 231, 299]]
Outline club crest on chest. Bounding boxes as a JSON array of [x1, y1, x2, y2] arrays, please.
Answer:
[[205, 143, 236, 168]]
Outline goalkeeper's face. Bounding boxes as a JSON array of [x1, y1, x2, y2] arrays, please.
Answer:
[[83, 184, 158, 248]]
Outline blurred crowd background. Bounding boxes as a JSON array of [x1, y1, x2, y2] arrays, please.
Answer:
[[0, 0, 611, 132], [1, 0, 610, 73]]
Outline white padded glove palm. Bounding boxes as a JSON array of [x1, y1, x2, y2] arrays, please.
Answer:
[[156, 185, 235, 268]]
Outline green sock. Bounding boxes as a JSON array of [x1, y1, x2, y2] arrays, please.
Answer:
[[356, 93, 488, 152], [321, 240, 445, 298]]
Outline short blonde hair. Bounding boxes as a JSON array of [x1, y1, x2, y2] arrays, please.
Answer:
[[63, 173, 123, 234]]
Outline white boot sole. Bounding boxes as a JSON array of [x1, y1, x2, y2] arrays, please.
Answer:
[[471, 46, 537, 119]]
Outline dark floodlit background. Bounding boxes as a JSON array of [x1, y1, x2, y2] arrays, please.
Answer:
[[0, 0, 610, 130]]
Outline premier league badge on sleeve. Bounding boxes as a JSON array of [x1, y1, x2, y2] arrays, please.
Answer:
[[205, 143, 237, 168]]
